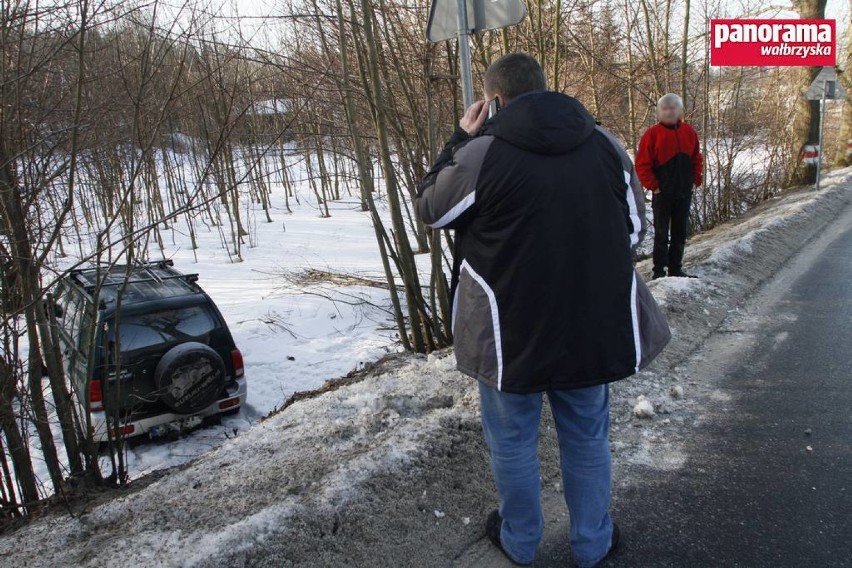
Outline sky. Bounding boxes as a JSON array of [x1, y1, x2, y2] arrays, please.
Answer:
[[203, 0, 849, 65], [114, 0, 850, 70], [214, 0, 849, 24]]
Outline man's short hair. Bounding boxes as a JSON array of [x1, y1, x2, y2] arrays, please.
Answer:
[[657, 93, 684, 109], [484, 53, 547, 102]]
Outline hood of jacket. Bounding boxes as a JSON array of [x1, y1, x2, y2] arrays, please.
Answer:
[[483, 91, 596, 155]]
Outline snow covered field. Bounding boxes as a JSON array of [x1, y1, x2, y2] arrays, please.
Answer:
[[118, 194, 403, 473], [26, 146, 420, 488], [4, 167, 849, 567]]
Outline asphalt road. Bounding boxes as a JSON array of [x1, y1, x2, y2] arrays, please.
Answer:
[[576, 215, 852, 567]]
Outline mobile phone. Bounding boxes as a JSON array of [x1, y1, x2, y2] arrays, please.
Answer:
[[488, 97, 501, 118]]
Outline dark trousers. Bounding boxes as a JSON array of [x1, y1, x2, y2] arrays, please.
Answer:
[[652, 192, 691, 274]]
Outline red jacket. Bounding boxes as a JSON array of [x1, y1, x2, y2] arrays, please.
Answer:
[[635, 120, 703, 198]]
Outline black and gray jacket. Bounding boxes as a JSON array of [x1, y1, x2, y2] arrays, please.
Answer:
[[416, 91, 670, 393]]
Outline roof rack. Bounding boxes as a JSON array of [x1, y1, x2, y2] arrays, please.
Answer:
[[68, 259, 174, 277], [67, 261, 199, 295]]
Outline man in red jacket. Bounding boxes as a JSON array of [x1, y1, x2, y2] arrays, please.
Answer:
[[635, 93, 703, 279]]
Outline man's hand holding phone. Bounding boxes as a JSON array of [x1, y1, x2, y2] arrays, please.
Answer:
[[460, 100, 489, 136]]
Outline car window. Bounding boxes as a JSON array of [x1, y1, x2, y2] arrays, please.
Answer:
[[109, 306, 216, 352], [62, 293, 83, 341], [53, 284, 72, 338], [78, 302, 96, 358]]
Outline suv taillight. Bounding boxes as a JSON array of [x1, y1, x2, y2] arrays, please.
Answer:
[[231, 349, 244, 378], [89, 379, 104, 411]]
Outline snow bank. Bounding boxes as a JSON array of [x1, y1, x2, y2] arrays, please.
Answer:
[[1, 354, 477, 567]]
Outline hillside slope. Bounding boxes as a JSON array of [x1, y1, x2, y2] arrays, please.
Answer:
[[3, 167, 851, 568]]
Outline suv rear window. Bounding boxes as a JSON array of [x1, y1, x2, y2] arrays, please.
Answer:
[[110, 306, 217, 352]]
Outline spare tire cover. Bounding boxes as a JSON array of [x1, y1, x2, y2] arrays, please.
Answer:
[[155, 342, 226, 414]]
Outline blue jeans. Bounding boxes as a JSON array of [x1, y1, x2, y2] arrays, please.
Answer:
[[479, 382, 613, 567]]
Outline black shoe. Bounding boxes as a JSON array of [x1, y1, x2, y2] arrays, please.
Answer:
[[585, 523, 621, 568], [652, 270, 666, 280], [486, 510, 532, 566], [610, 522, 621, 552], [668, 269, 697, 278]]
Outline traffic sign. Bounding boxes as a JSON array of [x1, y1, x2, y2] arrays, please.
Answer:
[[425, 0, 527, 108], [426, 0, 527, 43], [805, 66, 847, 100], [805, 67, 846, 191]]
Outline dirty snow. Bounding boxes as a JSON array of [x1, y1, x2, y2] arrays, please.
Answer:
[[3, 354, 476, 567], [632, 395, 656, 419]]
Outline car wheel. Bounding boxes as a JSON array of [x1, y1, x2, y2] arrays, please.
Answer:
[[155, 342, 227, 414]]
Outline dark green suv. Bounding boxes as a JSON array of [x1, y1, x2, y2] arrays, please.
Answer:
[[54, 261, 247, 443]]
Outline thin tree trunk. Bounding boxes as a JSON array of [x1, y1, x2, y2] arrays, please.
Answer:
[[552, 0, 562, 91], [640, 0, 665, 96], [0, 361, 39, 513], [333, 0, 409, 346], [37, 295, 83, 476], [625, 2, 639, 150], [835, 9, 852, 166], [0, 155, 64, 493], [681, 0, 691, 108], [357, 0, 426, 352]]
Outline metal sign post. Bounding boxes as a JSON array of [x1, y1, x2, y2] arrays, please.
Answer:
[[426, 0, 527, 109], [806, 67, 847, 191], [815, 82, 829, 191], [455, 0, 475, 108]]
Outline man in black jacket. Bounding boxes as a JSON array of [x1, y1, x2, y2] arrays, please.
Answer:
[[416, 54, 670, 567]]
